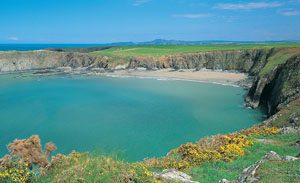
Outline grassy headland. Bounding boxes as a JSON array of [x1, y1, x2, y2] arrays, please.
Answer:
[[91, 43, 300, 58]]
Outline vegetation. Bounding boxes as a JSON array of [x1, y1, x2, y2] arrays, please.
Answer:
[[0, 125, 289, 183], [36, 152, 155, 183], [0, 160, 32, 183], [91, 43, 300, 58], [257, 158, 300, 183], [188, 133, 300, 182], [143, 126, 280, 171], [259, 47, 300, 77]]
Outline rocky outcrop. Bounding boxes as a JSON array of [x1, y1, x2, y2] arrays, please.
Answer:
[[220, 151, 299, 183], [153, 169, 198, 183], [237, 151, 282, 183], [246, 55, 300, 115], [0, 51, 122, 72]]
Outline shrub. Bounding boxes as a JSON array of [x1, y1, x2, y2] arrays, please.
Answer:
[[146, 126, 280, 170], [0, 158, 33, 183], [7, 135, 56, 168], [240, 126, 280, 136]]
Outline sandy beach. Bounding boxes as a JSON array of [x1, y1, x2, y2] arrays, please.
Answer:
[[102, 69, 247, 86]]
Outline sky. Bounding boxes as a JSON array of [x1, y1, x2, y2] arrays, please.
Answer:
[[1, 0, 300, 43]]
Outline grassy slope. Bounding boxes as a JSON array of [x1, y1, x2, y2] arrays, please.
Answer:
[[259, 47, 300, 77]]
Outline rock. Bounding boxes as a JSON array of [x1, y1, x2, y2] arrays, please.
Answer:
[[238, 151, 281, 183], [282, 156, 298, 161], [264, 151, 281, 161], [57, 66, 72, 72], [90, 68, 106, 73], [289, 113, 299, 124], [153, 169, 198, 183], [219, 178, 232, 183], [238, 159, 263, 183], [115, 64, 128, 70], [281, 126, 300, 134], [246, 55, 300, 115], [136, 67, 147, 71], [256, 139, 276, 144], [293, 140, 300, 147]]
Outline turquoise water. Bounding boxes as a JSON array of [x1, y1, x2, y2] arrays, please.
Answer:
[[0, 74, 263, 161]]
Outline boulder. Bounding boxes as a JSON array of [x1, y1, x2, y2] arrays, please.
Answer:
[[219, 178, 232, 183], [264, 151, 281, 161], [238, 151, 281, 183], [281, 126, 300, 134], [282, 156, 298, 161], [289, 113, 299, 124], [238, 159, 263, 183], [153, 169, 198, 183]]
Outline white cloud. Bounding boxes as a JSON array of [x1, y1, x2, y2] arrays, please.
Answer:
[[172, 13, 212, 19], [132, 0, 151, 6], [215, 2, 282, 10], [7, 36, 19, 41], [280, 10, 300, 16]]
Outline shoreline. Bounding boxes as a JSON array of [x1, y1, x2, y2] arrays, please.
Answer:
[[0, 68, 249, 87], [98, 69, 247, 87]]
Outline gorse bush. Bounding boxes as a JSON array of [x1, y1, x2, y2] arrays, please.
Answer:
[[144, 126, 280, 170], [0, 135, 56, 183], [240, 126, 281, 136], [7, 135, 56, 168], [0, 158, 32, 183]]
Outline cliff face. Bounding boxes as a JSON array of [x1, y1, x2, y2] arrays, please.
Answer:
[[127, 49, 270, 75], [0, 48, 299, 115], [0, 51, 122, 72], [246, 55, 300, 115]]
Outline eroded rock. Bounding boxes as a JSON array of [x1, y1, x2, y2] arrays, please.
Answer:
[[153, 169, 198, 183], [289, 113, 299, 124], [219, 178, 232, 183], [237, 151, 299, 183], [282, 155, 298, 161], [281, 126, 300, 134]]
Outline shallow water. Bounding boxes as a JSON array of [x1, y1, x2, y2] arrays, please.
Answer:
[[0, 74, 263, 161]]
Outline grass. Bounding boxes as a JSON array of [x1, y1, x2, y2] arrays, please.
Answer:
[[188, 133, 300, 183], [259, 47, 300, 77], [267, 99, 300, 127], [35, 152, 153, 183], [91, 43, 300, 58], [258, 159, 300, 183]]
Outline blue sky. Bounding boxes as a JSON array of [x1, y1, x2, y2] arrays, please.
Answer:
[[1, 0, 300, 43]]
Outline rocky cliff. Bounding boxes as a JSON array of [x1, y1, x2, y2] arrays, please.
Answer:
[[1, 47, 299, 115], [127, 49, 270, 75], [246, 54, 300, 115], [0, 51, 121, 72]]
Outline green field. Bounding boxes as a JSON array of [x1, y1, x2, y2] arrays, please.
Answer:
[[91, 43, 300, 58]]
